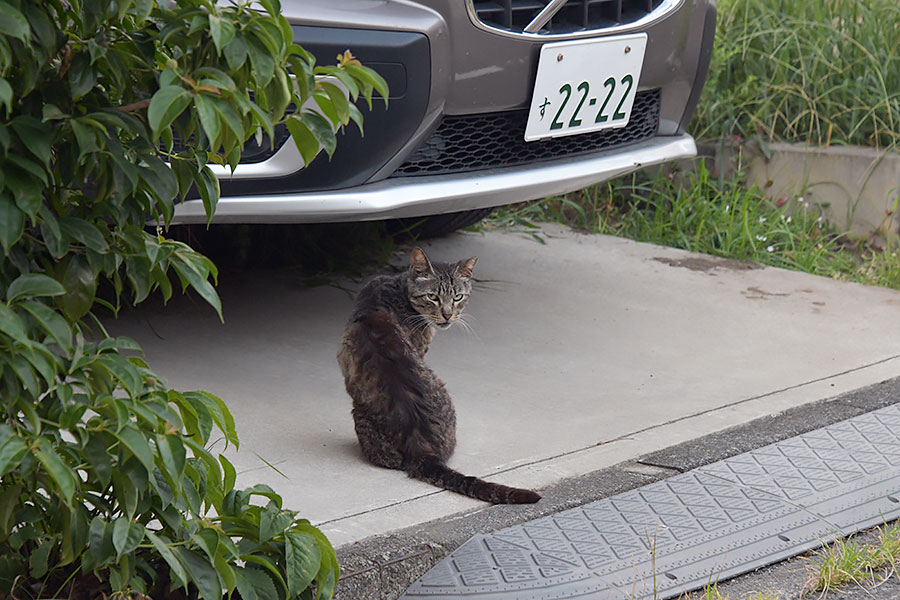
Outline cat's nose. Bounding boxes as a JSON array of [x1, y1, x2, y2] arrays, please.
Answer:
[[441, 310, 452, 320]]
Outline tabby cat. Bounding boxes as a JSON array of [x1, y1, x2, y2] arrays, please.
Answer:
[[337, 247, 540, 504]]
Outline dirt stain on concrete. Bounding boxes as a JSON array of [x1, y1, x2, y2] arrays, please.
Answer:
[[653, 256, 762, 273], [741, 286, 791, 300]]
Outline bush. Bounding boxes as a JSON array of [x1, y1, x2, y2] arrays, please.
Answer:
[[0, 0, 385, 598]]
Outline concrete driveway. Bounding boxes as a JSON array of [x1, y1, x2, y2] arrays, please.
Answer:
[[106, 224, 900, 549]]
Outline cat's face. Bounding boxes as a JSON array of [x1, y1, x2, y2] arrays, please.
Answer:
[[406, 247, 477, 329]]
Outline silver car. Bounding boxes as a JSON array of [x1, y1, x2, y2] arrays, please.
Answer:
[[173, 0, 716, 236]]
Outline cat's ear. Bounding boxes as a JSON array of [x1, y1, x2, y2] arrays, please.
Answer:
[[410, 247, 435, 277], [455, 256, 477, 279]]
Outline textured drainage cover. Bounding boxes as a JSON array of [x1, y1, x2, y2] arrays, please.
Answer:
[[401, 404, 900, 599]]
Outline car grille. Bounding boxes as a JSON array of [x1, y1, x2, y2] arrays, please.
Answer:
[[390, 89, 660, 178], [471, 0, 664, 35]]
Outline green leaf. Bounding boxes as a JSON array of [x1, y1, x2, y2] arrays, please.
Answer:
[[0, 303, 29, 346], [4, 164, 43, 217], [140, 155, 178, 223], [211, 95, 244, 140], [259, 501, 294, 543], [113, 426, 155, 477], [21, 343, 57, 387], [24, 3, 55, 58], [10, 356, 39, 397], [58, 255, 97, 321], [112, 518, 144, 560], [306, 524, 339, 600], [83, 434, 112, 486], [6, 153, 48, 185], [0, 193, 24, 254], [285, 116, 320, 166], [191, 528, 219, 562], [0, 483, 21, 536], [220, 454, 236, 493], [285, 532, 320, 596], [247, 37, 275, 85], [7, 273, 66, 303], [33, 438, 77, 504], [132, 0, 152, 22], [68, 53, 97, 100], [0, 425, 27, 476], [240, 555, 287, 593], [156, 433, 186, 484], [344, 63, 390, 107], [145, 530, 189, 590], [0, 2, 30, 43], [112, 471, 138, 520], [29, 538, 51, 578], [86, 517, 115, 571], [70, 118, 99, 158], [148, 86, 192, 137], [184, 390, 238, 449], [299, 112, 337, 158], [223, 36, 248, 71], [320, 81, 351, 124], [194, 94, 221, 147], [173, 548, 222, 600], [59, 217, 109, 252], [246, 100, 274, 144], [208, 14, 235, 55], [18, 299, 73, 352], [0, 78, 10, 116], [348, 102, 364, 135], [97, 353, 142, 398], [234, 567, 278, 600], [191, 166, 220, 227], [214, 551, 237, 596]]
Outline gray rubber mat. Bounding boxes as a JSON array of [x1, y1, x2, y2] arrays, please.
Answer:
[[401, 403, 900, 599]]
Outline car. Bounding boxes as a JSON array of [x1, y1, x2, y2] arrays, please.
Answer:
[[171, 0, 717, 237]]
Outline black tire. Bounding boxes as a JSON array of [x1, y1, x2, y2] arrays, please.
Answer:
[[388, 208, 496, 240]]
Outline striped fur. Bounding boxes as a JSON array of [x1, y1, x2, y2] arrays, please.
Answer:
[[337, 248, 540, 505]]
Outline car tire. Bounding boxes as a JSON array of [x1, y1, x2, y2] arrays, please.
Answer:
[[388, 208, 496, 239]]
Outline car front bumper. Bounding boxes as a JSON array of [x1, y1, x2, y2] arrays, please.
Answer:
[[171, 133, 695, 224]]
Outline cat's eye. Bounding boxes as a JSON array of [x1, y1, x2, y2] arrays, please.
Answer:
[[453, 294, 464, 302], [427, 293, 439, 302]]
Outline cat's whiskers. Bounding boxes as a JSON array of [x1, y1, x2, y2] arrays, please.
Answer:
[[403, 313, 434, 334], [455, 314, 479, 339]]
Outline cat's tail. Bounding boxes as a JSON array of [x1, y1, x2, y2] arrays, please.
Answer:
[[407, 455, 541, 505]]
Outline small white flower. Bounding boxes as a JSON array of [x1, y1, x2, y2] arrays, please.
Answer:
[[756, 235, 767, 242], [817, 216, 824, 223], [787, 216, 792, 223], [798, 196, 804, 202], [758, 216, 766, 223], [767, 245, 775, 252], [725, 204, 730, 212]]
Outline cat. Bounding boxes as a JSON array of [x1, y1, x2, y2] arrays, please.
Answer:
[[337, 247, 540, 504]]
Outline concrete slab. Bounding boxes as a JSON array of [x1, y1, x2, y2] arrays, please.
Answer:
[[105, 224, 900, 549], [334, 383, 900, 599]]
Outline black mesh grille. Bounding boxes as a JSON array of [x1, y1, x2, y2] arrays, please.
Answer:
[[473, 0, 663, 34], [390, 89, 659, 178]]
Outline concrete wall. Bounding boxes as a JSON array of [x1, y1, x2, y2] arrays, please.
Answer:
[[745, 143, 900, 237]]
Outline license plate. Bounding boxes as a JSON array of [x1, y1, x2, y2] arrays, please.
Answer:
[[524, 34, 648, 142]]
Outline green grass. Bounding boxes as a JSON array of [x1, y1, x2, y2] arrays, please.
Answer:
[[679, 582, 780, 600], [692, 0, 900, 148], [482, 159, 900, 289], [807, 521, 900, 592]]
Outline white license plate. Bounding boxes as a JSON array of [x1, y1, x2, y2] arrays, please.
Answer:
[[524, 34, 648, 142]]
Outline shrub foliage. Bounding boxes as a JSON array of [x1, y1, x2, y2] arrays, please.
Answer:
[[0, 0, 385, 597]]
